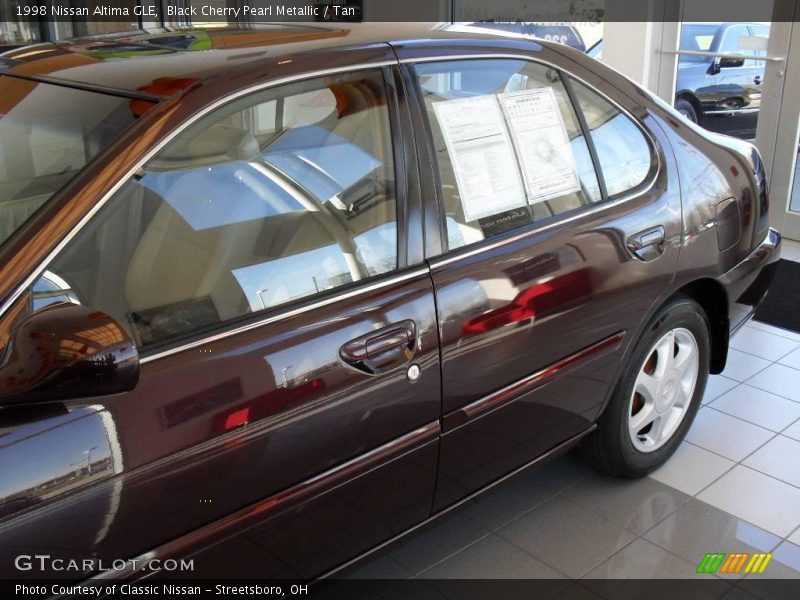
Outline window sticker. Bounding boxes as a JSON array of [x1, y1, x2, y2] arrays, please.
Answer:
[[499, 87, 581, 203], [433, 95, 527, 222]]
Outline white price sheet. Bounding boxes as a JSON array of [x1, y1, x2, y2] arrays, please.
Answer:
[[433, 95, 527, 222], [499, 87, 581, 203]]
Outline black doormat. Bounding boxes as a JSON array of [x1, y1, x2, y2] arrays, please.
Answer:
[[754, 259, 800, 333]]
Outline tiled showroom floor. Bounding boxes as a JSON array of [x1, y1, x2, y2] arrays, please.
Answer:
[[337, 241, 800, 593]]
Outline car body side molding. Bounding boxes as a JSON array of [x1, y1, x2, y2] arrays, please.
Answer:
[[443, 331, 627, 431], [84, 420, 440, 582]]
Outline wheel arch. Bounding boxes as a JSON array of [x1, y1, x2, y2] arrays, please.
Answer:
[[594, 278, 730, 424], [668, 279, 730, 375]]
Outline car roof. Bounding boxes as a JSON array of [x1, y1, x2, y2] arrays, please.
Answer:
[[0, 22, 515, 100]]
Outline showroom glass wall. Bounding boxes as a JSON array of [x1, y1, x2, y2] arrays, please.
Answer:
[[766, 16, 800, 238], [674, 20, 771, 141]]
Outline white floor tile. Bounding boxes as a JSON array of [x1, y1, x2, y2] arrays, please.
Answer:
[[783, 420, 800, 441], [743, 436, 800, 488], [769, 540, 800, 577], [747, 321, 800, 342], [730, 327, 800, 361], [709, 384, 800, 432], [684, 407, 774, 462], [779, 346, 800, 371], [648, 442, 734, 496], [720, 349, 771, 382], [702, 375, 739, 405], [781, 237, 800, 253], [697, 465, 800, 537], [748, 364, 800, 402], [779, 246, 800, 263], [788, 528, 800, 547]]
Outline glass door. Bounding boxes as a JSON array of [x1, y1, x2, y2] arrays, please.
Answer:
[[674, 1, 800, 242], [674, 18, 773, 142], [760, 16, 800, 240]]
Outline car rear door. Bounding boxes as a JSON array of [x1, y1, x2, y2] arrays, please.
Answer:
[[0, 61, 440, 580], [398, 46, 683, 510]]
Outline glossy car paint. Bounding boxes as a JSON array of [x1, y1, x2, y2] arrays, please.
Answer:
[[394, 40, 684, 508], [0, 24, 781, 581], [0, 302, 140, 404]]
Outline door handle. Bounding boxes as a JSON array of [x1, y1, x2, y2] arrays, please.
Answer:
[[340, 320, 417, 375], [627, 226, 666, 262], [754, 75, 762, 85]]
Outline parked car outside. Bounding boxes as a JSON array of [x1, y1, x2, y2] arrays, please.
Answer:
[[586, 22, 770, 139], [0, 23, 780, 583]]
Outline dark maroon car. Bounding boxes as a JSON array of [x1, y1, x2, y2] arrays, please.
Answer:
[[0, 23, 780, 582]]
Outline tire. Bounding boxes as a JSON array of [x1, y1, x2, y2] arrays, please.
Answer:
[[579, 296, 711, 477], [675, 98, 698, 123]]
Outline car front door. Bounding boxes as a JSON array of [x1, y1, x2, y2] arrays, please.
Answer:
[[400, 50, 682, 510], [0, 64, 440, 580]]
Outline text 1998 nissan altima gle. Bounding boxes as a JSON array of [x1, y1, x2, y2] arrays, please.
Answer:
[[0, 23, 780, 581]]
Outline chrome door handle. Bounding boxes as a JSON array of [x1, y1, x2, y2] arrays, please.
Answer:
[[627, 226, 666, 261], [340, 320, 417, 375]]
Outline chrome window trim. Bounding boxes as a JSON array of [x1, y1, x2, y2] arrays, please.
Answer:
[[0, 60, 397, 341], [141, 266, 430, 364], [401, 52, 661, 270], [428, 192, 649, 269], [1, 52, 661, 362]]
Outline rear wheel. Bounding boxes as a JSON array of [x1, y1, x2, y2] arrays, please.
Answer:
[[675, 98, 698, 123], [580, 296, 710, 477]]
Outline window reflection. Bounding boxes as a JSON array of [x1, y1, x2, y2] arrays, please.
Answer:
[[415, 59, 603, 253], [40, 70, 397, 350], [0, 80, 136, 249], [569, 78, 655, 197]]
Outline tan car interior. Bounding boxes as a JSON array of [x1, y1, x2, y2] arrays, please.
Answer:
[[0, 86, 134, 247], [44, 76, 397, 348]]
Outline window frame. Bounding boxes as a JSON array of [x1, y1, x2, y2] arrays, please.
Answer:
[[402, 54, 661, 263], [4, 61, 427, 363]]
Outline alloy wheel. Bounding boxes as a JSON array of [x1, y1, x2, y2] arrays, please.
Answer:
[[628, 328, 699, 453]]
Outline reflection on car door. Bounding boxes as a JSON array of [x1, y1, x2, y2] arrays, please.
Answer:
[[404, 53, 683, 510], [0, 64, 441, 580], [716, 24, 763, 113]]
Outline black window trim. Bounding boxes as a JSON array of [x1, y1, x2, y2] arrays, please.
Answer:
[[560, 72, 610, 203], [563, 73, 660, 201], [400, 53, 661, 268]]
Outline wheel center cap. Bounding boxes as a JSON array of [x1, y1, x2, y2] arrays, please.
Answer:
[[657, 378, 677, 412]]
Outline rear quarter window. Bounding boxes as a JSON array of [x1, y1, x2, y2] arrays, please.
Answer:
[[568, 77, 657, 198]]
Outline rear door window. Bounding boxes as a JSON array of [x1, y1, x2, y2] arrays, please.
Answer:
[[413, 59, 602, 252]]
